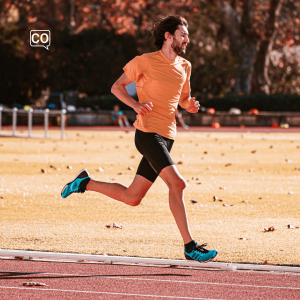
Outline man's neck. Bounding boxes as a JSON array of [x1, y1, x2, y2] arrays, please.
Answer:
[[161, 45, 177, 61]]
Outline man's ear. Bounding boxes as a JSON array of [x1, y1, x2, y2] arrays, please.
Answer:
[[164, 32, 172, 41]]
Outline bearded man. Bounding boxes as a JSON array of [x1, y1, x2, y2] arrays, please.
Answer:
[[61, 15, 218, 262]]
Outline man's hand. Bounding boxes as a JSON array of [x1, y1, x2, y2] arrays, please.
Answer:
[[186, 97, 200, 113], [133, 102, 153, 116]]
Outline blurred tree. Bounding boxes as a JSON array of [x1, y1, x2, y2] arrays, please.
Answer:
[[267, 1, 300, 95], [183, 5, 238, 99], [0, 26, 46, 106], [0, 0, 164, 34], [211, 0, 300, 95], [1, 0, 299, 101], [0, 0, 199, 98], [47, 28, 138, 96]]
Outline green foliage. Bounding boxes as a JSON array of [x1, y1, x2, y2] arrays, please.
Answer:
[[201, 94, 300, 111], [0, 26, 45, 106]]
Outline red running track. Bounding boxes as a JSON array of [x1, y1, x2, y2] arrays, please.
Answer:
[[0, 259, 300, 300]]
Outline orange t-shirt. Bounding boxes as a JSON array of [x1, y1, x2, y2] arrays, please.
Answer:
[[123, 50, 191, 140]]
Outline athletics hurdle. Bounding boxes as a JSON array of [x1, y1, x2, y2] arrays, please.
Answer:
[[0, 107, 66, 139]]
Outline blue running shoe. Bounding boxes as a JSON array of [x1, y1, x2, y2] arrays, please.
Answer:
[[184, 243, 218, 262], [61, 169, 91, 198]]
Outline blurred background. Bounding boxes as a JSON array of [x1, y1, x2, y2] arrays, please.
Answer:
[[0, 0, 300, 121]]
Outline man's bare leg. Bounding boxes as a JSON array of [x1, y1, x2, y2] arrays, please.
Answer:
[[61, 166, 217, 261], [86, 174, 153, 206], [159, 165, 193, 244], [159, 165, 218, 261]]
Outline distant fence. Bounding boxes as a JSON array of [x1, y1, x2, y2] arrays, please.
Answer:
[[0, 107, 66, 139], [66, 110, 300, 127], [184, 111, 300, 127]]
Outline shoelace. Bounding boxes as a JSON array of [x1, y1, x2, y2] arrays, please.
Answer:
[[194, 243, 209, 254]]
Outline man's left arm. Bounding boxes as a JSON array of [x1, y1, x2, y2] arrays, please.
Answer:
[[179, 92, 200, 113]]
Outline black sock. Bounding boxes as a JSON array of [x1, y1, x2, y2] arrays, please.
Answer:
[[79, 178, 91, 192], [184, 240, 197, 253]]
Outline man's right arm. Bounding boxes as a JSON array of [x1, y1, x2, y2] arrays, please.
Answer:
[[111, 73, 153, 116]]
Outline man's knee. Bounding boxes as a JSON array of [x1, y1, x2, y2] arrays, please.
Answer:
[[124, 193, 144, 206], [123, 174, 153, 206], [129, 196, 143, 206], [160, 165, 187, 191], [166, 177, 187, 191], [175, 177, 187, 191]]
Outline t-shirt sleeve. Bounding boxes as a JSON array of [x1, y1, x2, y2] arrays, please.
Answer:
[[123, 54, 149, 83], [182, 63, 191, 93]]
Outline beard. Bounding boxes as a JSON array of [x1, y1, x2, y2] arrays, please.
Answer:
[[171, 38, 187, 55]]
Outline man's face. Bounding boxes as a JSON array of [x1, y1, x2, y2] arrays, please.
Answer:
[[171, 25, 189, 55]]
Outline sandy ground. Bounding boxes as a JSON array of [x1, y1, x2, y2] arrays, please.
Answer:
[[0, 129, 300, 266]]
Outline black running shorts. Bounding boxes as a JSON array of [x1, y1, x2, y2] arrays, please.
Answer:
[[134, 129, 175, 183]]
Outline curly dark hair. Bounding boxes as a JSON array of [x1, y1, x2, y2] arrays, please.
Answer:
[[151, 15, 188, 50]]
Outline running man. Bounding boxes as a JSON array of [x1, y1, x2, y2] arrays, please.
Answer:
[[61, 15, 218, 262]]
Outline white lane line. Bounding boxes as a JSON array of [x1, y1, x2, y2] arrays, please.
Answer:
[[2, 270, 300, 290], [0, 286, 222, 300], [101, 276, 300, 290]]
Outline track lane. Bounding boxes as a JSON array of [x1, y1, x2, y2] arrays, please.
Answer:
[[1, 259, 300, 300]]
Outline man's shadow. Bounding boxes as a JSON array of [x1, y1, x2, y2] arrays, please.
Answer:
[[0, 271, 191, 280]]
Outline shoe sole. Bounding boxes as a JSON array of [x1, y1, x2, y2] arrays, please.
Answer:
[[185, 250, 218, 263], [61, 169, 90, 197]]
